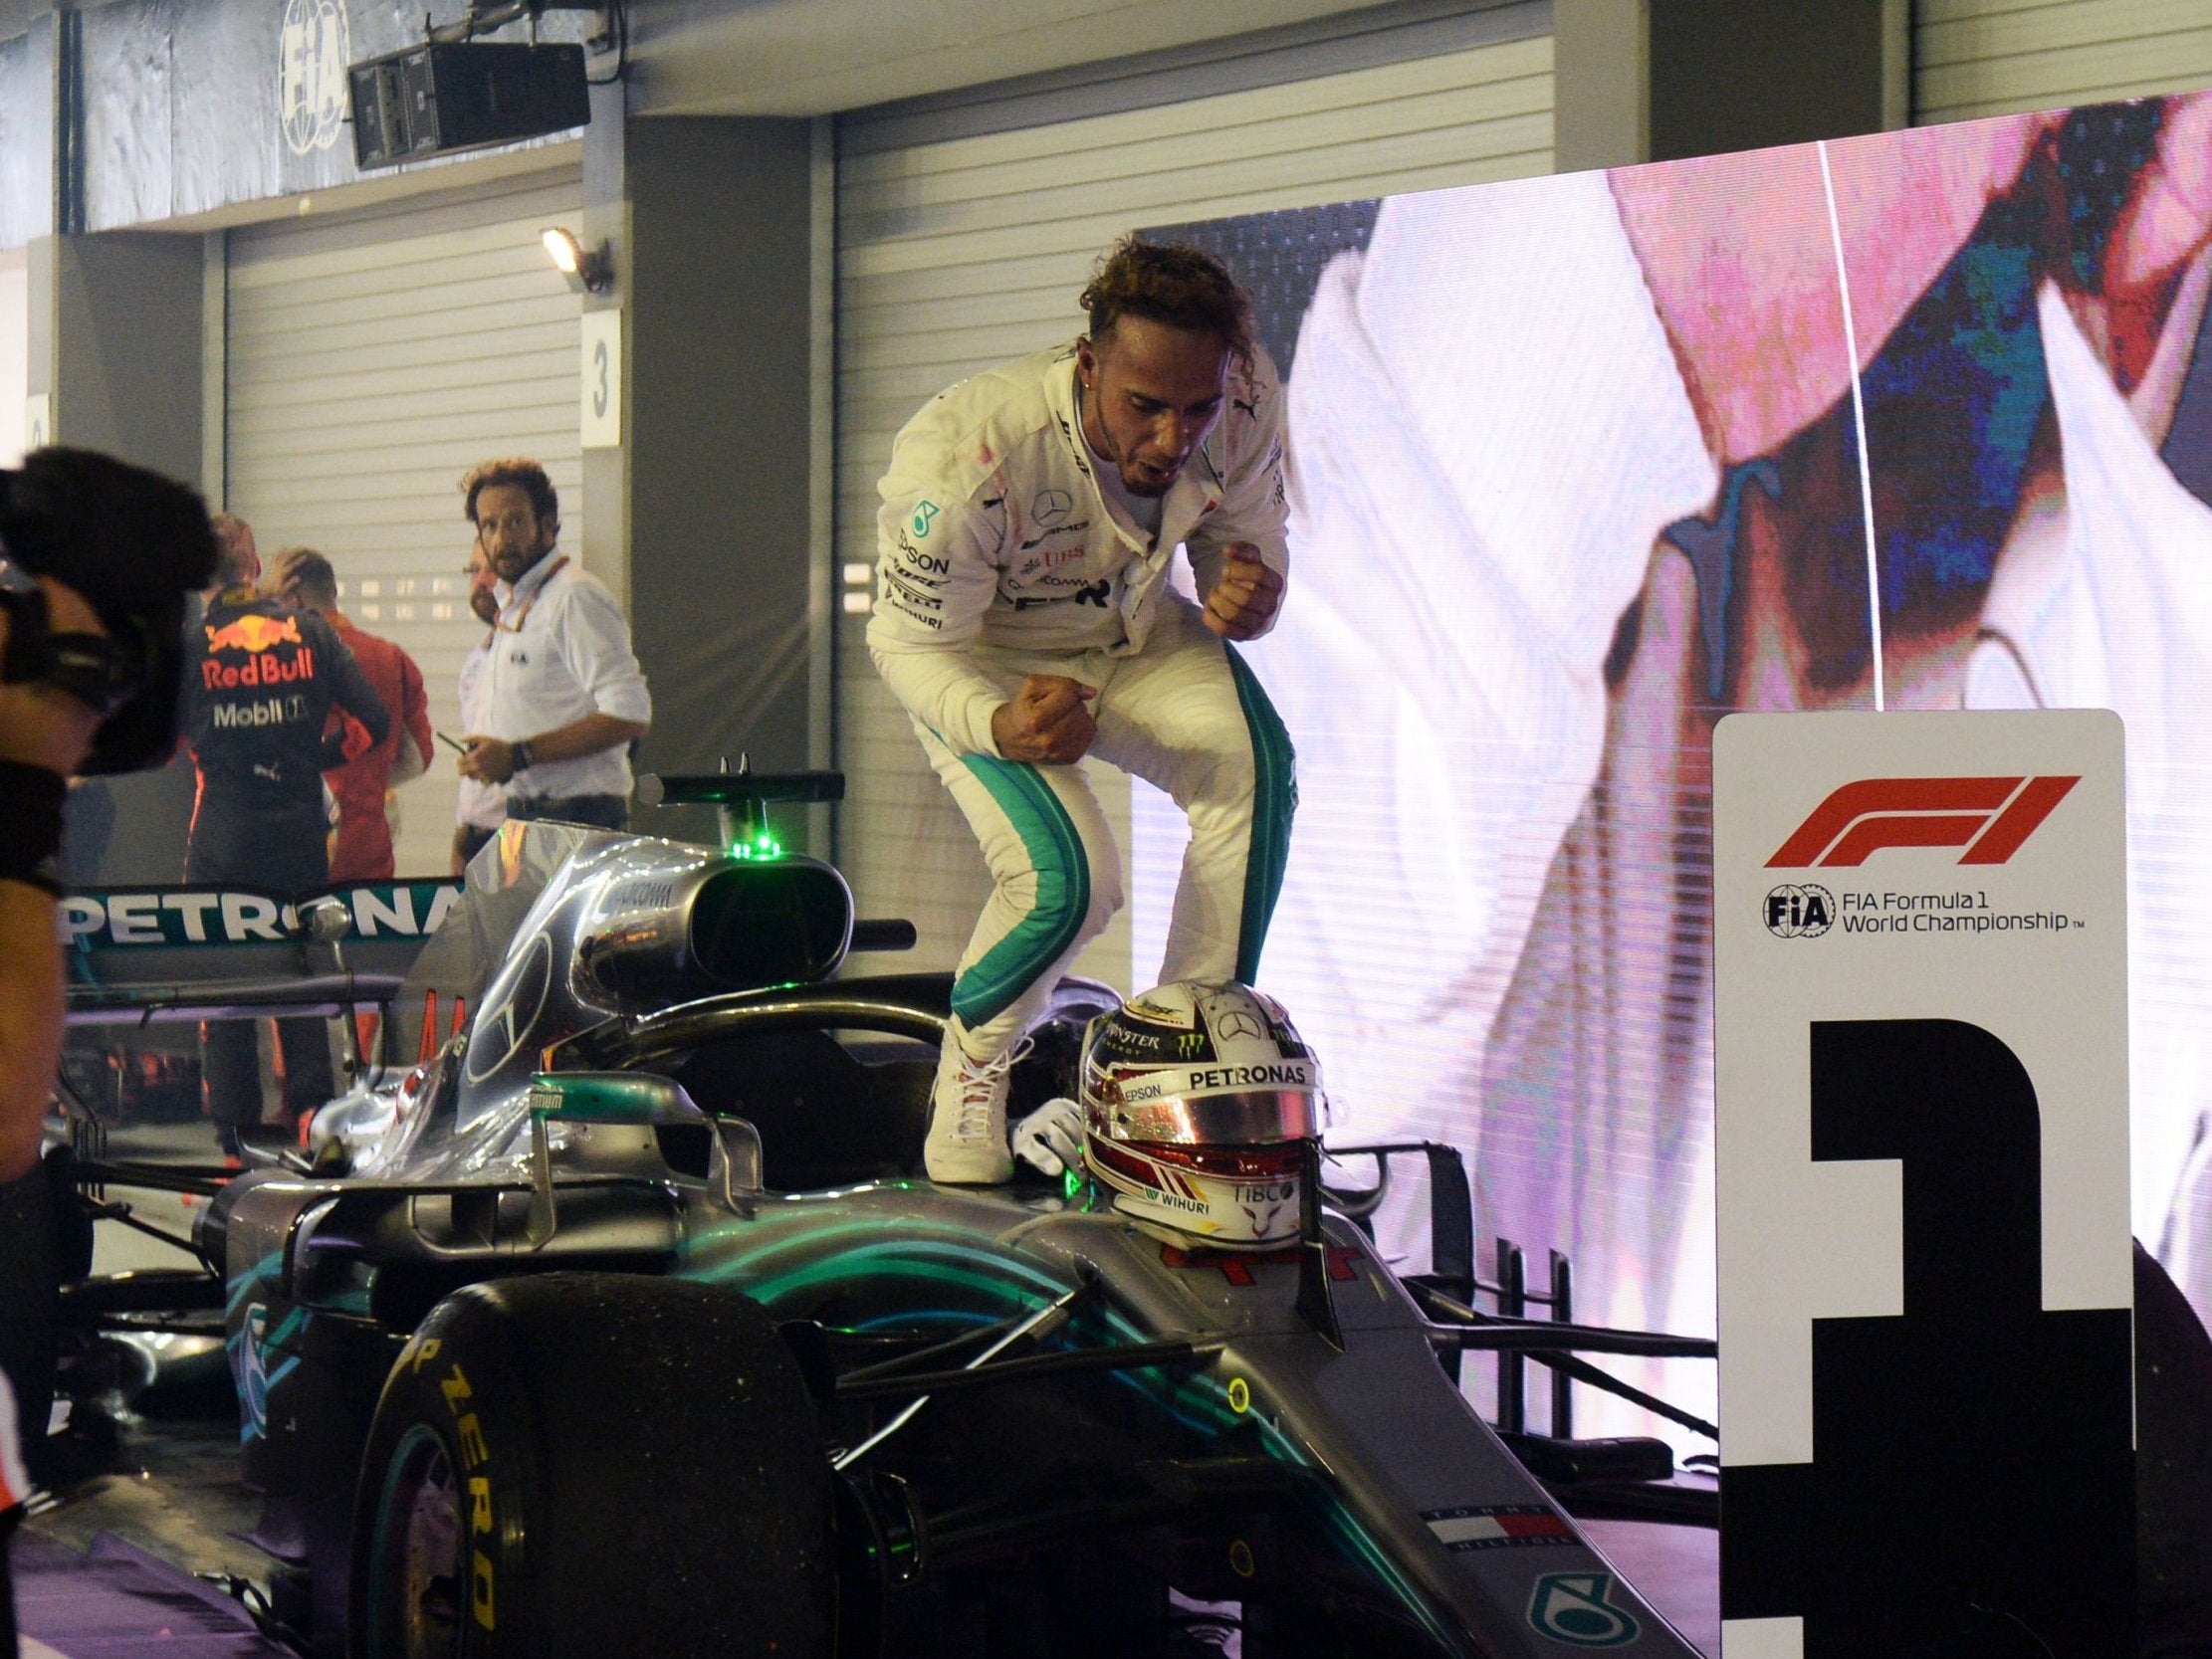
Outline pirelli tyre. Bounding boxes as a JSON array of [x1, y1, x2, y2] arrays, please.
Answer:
[[349, 1273, 836, 1659]]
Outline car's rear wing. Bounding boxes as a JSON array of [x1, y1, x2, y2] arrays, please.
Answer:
[[66, 971, 408, 1026]]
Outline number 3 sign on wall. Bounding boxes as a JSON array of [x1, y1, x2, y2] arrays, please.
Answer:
[[580, 311, 622, 450]]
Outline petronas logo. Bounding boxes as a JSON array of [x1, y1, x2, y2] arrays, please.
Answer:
[[1527, 1572, 1640, 1647]]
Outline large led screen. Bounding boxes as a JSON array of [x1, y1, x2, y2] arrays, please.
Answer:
[[1135, 93, 2212, 1437]]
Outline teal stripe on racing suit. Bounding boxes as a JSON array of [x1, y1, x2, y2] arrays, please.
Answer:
[[949, 753, 1093, 1027], [1227, 645, 1296, 984]]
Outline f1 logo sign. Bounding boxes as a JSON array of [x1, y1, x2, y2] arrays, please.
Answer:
[[1766, 775, 2079, 868]]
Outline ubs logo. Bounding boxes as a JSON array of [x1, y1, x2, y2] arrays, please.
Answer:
[[279, 0, 351, 156], [465, 933, 555, 1082]]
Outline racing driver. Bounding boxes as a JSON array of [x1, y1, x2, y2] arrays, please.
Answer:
[[871, 238, 1296, 1184], [185, 531, 388, 1150]]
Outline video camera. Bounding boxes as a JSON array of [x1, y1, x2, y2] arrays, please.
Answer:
[[0, 448, 218, 775]]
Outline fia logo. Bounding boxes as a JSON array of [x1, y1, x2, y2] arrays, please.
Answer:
[[1763, 883, 1834, 938], [279, 0, 351, 156]]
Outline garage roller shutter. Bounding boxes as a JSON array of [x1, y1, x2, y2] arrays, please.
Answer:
[[1916, 0, 2212, 125], [834, 6, 1553, 990], [224, 165, 584, 878]]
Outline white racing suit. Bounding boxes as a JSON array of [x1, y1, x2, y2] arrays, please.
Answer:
[[869, 339, 1295, 1059]]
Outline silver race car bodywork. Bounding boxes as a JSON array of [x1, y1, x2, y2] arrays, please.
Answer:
[[195, 805, 1711, 1658]]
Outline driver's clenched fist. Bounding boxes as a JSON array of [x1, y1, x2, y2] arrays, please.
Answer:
[[1203, 542, 1285, 640], [991, 674, 1098, 764]]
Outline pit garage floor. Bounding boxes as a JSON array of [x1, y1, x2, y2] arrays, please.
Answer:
[[19, 1125, 1721, 1657], [20, 1123, 290, 1654]]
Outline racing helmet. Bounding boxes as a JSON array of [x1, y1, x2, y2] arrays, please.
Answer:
[[1079, 980, 1323, 1249]]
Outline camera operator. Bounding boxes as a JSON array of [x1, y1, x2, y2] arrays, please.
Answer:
[[0, 574, 106, 1645], [0, 448, 217, 1648]]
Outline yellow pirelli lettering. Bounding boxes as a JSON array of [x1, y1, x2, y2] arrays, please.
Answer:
[[471, 1549, 495, 1630], [469, 1475, 493, 1537], [440, 1364, 473, 1410], [407, 1338, 442, 1374], [456, 1412, 489, 1470]]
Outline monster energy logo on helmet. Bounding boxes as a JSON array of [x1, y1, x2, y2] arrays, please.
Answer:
[[1089, 979, 1311, 1073]]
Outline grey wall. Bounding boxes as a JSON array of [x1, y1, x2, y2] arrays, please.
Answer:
[[1553, 0, 1907, 174], [607, 115, 817, 847], [1649, 0, 1905, 162], [49, 231, 201, 479], [0, 19, 53, 251], [72, 0, 594, 233], [1554, 0, 1647, 172], [40, 228, 208, 883]]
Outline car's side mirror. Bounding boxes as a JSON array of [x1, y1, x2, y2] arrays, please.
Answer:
[[523, 1073, 758, 1241], [711, 1117, 763, 1206], [526, 1070, 706, 1126], [298, 895, 352, 944]]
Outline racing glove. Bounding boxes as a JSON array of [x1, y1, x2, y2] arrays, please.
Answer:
[[1012, 1096, 1085, 1178]]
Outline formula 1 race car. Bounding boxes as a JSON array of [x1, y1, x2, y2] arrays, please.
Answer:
[[65, 774, 1721, 1659]]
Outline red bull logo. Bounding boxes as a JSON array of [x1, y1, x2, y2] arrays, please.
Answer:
[[202, 613, 315, 692], [205, 614, 302, 653], [203, 646, 315, 691]]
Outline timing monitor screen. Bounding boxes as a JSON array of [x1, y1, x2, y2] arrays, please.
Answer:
[[1137, 94, 2212, 1436]]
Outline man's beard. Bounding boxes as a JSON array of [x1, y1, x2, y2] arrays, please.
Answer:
[[495, 542, 552, 582], [1121, 459, 1178, 498]]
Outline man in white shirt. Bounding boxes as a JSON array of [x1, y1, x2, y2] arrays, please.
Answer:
[[456, 458, 650, 832], [871, 238, 1293, 1183], [451, 543, 506, 873]]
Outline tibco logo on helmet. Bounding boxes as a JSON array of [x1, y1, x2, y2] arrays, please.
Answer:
[[1079, 980, 1324, 1249]]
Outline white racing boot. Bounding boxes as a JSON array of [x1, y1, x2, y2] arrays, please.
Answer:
[[923, 1039, 1022, 1184]]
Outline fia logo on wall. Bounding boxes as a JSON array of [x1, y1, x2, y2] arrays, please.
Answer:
[[279, 0, 351, 157], [1762, 884, 1834, 938]]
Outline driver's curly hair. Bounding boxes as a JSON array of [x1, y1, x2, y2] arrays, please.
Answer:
[[1079, 237, 1255, 370]]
